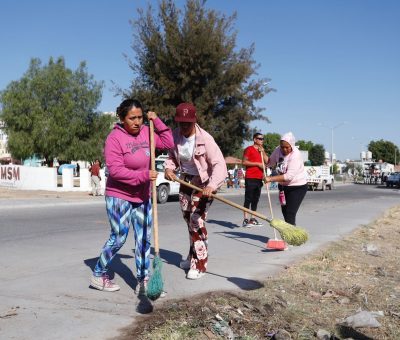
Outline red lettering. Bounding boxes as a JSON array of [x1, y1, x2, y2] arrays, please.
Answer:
[[13, 167, 20, 181]]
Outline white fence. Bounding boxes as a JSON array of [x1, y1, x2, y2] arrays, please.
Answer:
[[0, 165, 105, 192]]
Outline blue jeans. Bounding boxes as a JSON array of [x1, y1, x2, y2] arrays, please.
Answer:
[[93, 196, 152, 282]]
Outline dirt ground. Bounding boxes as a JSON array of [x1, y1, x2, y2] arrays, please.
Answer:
[[117, 205, 400, 340]]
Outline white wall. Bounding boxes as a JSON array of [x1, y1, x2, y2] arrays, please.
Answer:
[[0, 165, 57, 190], [0, 165, 106, 192]]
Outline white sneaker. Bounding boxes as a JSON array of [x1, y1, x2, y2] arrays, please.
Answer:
[[179, 259, 190, 270], [249, 218, 263, 226], [90, 274, 120, 292], [186, 269, 205, 280]]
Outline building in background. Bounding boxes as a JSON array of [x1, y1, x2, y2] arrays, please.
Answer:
[[0, 121, 11, 164]]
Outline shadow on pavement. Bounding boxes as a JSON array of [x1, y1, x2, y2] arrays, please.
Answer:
[[206, 271, 264, 290], [214, 231, 268, 249], [157, 247, 184, 268], [227, 277, 264, 290], [207, 218, 239, 229], [136, 295, 154, 314]]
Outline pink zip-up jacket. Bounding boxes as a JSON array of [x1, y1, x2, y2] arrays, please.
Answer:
[[164, 124, 227, 191], [104, 117, 173, 203], [267, 132, 306, 186]]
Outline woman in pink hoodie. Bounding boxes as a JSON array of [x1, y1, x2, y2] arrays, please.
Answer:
[[89, 99, 173, 295], [164, 103, 227, 280], [265, 132, 307, 226]]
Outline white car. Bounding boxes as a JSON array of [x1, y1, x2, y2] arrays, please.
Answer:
[[155, 156, 180, 204]]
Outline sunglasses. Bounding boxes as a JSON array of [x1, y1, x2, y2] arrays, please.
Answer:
[[256, 137, 264, 140]]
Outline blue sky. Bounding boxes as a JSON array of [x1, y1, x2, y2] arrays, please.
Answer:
[[0, 0, 399, 161]]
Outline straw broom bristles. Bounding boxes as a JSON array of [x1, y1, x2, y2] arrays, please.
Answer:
[[173, 178, 309, 246], [270, 219, 309, 246], [146, 256, 164, 300]]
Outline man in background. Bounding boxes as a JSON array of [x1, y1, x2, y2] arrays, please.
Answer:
[[89, 159, 102, 196], [241, 133, 268, 227]]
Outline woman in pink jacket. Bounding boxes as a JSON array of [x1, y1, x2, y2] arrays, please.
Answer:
[[265, 132, 307, 226], [165, 103, 227, 280], [90, 99, 173, 295]]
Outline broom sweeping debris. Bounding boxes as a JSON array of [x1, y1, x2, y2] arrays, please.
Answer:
[[260, 151, 288, 251], [146, 120, 164, 301], [175, 178, 308, 246]]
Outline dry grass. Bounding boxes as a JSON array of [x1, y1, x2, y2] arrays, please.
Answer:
[[118, 206, 400, 339]]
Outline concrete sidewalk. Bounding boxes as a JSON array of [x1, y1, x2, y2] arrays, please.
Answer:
[[0, 187, 93, 200]]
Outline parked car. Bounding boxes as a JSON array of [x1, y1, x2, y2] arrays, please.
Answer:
[[57, 163, 76, 175], [155, 155, 180, 204], [385, 172, 400, 188]]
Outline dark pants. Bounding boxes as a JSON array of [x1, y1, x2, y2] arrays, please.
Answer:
[[244, 178, 263, 212], [279, 184, 308, 225]]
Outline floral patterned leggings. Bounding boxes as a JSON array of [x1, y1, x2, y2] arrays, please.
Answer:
[[179, 178, 213, 273]]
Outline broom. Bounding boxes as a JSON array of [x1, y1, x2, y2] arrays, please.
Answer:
[[260, 152, 288, 251], [175, 178, 308, 246], [146, 120, 164, 301]]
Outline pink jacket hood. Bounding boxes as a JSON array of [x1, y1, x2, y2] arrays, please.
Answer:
[[280, 131, 296, 148], [267, 131, 306, 186]]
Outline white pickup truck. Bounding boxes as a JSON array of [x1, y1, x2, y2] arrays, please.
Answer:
[[155, 155, 180, 204], [304, 165, 334, 191]]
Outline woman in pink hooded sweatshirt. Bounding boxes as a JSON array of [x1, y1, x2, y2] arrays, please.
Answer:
[[265, 132, 307, 225], [89, 99, 173, 295]]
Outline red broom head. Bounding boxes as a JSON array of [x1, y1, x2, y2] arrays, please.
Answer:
[[266, 239, 288, 251]]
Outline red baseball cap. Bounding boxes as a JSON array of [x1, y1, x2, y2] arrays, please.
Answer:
[[175, 103, 197, 122]]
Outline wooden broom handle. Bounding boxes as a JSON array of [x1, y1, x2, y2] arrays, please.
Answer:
[[261, 151, 278, 240], [175, 177, 272, 223], [149, 120, 159, 255], [261, 151, 274, 219]]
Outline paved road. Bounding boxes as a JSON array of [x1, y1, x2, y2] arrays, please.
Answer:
[[0, 184, 399, 339]]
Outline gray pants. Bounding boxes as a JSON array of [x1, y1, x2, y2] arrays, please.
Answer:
[[91, 175, 101, 196]]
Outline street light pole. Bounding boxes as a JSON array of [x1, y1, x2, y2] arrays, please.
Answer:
[[319, 122, 346, 174], [331, 127, 334, 169]]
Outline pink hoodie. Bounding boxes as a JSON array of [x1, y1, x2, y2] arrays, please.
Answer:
[[267, 132, 306, 186], [104, 117, 173, 202]]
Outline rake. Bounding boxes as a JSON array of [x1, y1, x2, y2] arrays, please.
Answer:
[[146, 120, 164, 301], [175, 177, 308, 246]]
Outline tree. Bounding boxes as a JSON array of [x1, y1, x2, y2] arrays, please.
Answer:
[[0, 57, 113, 165], [121, 0, 274, 155], [308, 144, 325, 166], [332, 163, 339, 175], [368, 139, 399, 164], [297, 140, 313, 151], [263, 132, 281, 155]]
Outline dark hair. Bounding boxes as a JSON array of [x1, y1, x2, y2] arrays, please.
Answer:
[[253, 132, 263, 139], [116, 99, 143, 119]]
